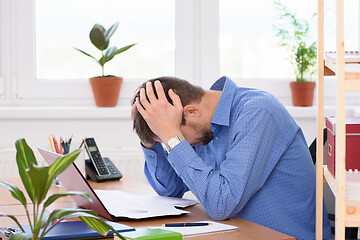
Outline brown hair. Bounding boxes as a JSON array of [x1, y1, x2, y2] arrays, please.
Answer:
[[132, 76, 205, 144]]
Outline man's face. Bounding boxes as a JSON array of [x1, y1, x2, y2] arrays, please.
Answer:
[[180, 121, 213, 147]]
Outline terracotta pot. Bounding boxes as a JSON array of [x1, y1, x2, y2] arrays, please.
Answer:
[[89, 76, 123, 107], [289, 81, 316, 107]]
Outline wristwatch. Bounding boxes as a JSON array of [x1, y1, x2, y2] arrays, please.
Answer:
[[165, 135, 185, 153]]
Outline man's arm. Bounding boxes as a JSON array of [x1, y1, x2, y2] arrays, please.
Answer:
[[142, 142, 189, 197], [166, 109, 287, 220]]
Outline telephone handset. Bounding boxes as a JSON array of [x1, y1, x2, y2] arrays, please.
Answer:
[[84, 138, 122, 182]]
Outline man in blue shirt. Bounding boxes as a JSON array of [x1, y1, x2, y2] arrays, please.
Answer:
[[131, 76, 331, 239]]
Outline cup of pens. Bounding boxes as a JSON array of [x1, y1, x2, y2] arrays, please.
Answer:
[[48, 135, 73, 155]]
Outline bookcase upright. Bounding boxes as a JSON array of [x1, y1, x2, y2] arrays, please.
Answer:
[[316, 0, 360, 239]]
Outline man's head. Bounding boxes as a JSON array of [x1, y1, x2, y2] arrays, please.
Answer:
[[132, 76, 214, 146]]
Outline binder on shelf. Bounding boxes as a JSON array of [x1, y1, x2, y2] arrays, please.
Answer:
[[326, 116, 360, 177]]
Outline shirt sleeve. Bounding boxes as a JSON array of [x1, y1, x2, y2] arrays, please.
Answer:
[[167, 108, 287, 220], [142, 142, 189, 197]]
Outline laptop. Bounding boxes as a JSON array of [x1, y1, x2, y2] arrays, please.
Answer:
[[38, 148, 196, 221]]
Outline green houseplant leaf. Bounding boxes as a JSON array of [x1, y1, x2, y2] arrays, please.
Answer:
[[48, 149, 82, 180], [43, 191, 91, 209], [80, 216, 126, 240], [46, 208, 99, 227], [26, 164, 50, 205], [107, 44, 137, 61], [0, 212, 25, 232], [90, 24, 108, 51], [73, 48, 99, 63], [15, 139, 37, 202], [0, 181, 27, 207], [104, 22, 119, 43]]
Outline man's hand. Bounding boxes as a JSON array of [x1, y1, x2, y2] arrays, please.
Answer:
[[135, 81, 183, 143], [130, 83, 157, 148], [130, 85, 141, 121]]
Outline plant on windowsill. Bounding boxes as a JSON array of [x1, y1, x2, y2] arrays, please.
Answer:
[[0, 139, 125, 240], [274, 1, 317, 106], [75, 22, 136, 107]]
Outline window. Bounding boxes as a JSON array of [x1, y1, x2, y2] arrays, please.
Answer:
[[35, 0, 175, 80], [323, 0, 359, 51], [4, 0, 183, 105], [219, 0, 318, 79]]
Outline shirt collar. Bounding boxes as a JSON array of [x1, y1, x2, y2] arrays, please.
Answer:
[[210, 76, 237, 127]]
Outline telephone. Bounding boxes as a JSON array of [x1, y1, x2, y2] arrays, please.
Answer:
[[84, 138, 122, 182]]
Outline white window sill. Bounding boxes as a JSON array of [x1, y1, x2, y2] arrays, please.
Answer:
[[0, 105, 359, 120], [0, 106, 131, 119]]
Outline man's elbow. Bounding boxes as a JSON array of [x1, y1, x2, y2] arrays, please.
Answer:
[[156, 187, 186, 198], [206, 208, 233, 221]]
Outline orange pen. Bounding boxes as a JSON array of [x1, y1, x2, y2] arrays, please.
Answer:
[[52, 135, 60, 154]]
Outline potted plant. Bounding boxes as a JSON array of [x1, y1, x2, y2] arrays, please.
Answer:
[[75, 22, 136, 107], [0, 139, 125, 240], [274, 1, 317, 106]]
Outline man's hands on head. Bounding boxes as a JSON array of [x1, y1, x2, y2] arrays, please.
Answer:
[[134, 81, 183, 144], [131, 84, 157, 148]]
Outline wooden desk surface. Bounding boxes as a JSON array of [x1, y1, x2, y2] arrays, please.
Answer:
[[0, 178, 295, 240]]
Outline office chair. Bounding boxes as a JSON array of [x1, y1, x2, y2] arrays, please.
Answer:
[[309, 129, 358, 239]]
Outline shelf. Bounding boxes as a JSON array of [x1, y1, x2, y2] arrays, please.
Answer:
[[323, 166, 360, 226], [324, 52, 360, 92]]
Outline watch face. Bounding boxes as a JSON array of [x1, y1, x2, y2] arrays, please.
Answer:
[[168, 136, 181, 148]]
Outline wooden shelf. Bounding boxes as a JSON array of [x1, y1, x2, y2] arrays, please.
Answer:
[[317, 0, 360, 237], [324, 52, 360, 92], [323, 166, 360, 226]]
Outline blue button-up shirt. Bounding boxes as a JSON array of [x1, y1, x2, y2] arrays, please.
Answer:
[[142, 76, 331, 239]]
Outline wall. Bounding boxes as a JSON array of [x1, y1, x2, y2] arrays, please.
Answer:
[[0, 107, 146, 181], [1, 106, 359, 181]]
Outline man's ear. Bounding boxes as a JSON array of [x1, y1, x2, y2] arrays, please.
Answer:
[[183, 105, 201, 118]]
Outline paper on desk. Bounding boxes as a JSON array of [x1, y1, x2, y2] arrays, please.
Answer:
[[152, 195, 199, 208], [94, 190, 198, 219], [148, 221, 238, 238]]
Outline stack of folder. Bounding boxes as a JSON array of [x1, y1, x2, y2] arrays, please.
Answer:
[[0, 220, 134, 240]]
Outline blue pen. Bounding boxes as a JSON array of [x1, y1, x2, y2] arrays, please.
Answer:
[[68, 135, 72, 152], [61, 139, 68, 154], [163, 222, 211, 227]]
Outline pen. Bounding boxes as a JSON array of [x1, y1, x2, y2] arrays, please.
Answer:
[[52, 135, 61, 154], [163, 222, 211, 227], [79, 138, 85, 149], [48, 135, 55, 152], [60, 140, 64, 154], [60, 137, 68, 154], [68, 135, 73, 152]]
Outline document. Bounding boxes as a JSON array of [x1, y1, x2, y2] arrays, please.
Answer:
[[94, 190, 199, 219], [149, 221, 238, 238]]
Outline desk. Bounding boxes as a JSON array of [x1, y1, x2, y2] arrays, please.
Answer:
[[0, 178, 295, 240]]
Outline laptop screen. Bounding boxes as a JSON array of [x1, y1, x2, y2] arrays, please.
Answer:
[[37, 148, 113, 220]]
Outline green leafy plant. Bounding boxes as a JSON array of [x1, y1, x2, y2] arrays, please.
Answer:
[[0, 139, 125, 240], [75, 22, 136, 77], [274, 1, 317, 82]]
